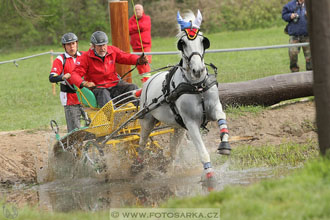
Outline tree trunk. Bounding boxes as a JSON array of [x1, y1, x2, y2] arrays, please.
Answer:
[[218, 71, 313, 107], [306, 0, 330, 155]]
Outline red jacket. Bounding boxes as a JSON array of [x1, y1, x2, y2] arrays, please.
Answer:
[[49, 52, 82, 106], [129, 13, 152, 50], [70, 46, 139, 88]]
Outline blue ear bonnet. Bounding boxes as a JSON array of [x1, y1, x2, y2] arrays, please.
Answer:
[[177, 11, 192, 30]]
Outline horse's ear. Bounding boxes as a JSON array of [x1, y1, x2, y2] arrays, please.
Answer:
[[203, 37, 210, 50], [177, 39, 185, 51]]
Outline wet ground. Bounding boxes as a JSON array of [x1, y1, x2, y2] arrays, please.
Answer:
[[0, 101, 316, 212], [0, 151, 299, 213]]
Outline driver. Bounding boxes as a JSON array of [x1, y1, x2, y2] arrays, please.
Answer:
[[69, 31, 148, 107], [49, 32, 83, 132]]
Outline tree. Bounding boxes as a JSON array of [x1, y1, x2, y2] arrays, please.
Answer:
[[306, 0, 330, 155]]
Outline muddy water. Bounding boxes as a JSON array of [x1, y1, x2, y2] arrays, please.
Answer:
[[0, 160, 298, 213], [0, 136, 300, 212]]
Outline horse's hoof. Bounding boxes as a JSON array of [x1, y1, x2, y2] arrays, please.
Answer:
[[206, 171, 214, 179], [202, 169, 216, 192], [217, 141, 231, 155]]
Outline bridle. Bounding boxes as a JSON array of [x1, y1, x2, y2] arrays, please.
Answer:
[[177, 29, 210, 64]]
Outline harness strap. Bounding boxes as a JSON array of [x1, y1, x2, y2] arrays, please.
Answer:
[[167, 74, 218, 102], [169, 102, 186, 129], [162, 65, 180, 97], [161, 66, 218, 129]]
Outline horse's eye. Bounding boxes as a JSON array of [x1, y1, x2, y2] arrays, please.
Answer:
[[177, 39, 185, 51], [180, 40, 185, 47]]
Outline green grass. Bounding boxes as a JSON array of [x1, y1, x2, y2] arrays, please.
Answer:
[[0, 26, 311, 131], [226, 105, 265, 119], [213, 141, 319, 169], [0, 204, 109, 220], [163, 156, 330, 220]]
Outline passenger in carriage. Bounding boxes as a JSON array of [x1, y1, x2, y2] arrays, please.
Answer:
[[69, 31, 148, 108], [49, 32, 84, 132]]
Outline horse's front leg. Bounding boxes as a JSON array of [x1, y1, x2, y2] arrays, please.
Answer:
[[185, 122, 213, 176], [205, 88, 231, 155]]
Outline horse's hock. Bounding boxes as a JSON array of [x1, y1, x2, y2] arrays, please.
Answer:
[[218, 71, 313, 107]]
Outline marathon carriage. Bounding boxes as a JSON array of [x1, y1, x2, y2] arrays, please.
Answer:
[[51, 86, 174, 173], [51, 10, 230, 178]]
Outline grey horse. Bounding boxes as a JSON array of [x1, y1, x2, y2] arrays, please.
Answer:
[[138, 10, 231, 178]]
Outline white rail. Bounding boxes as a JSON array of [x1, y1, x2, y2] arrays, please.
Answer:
[[0, 43, 309, 65]]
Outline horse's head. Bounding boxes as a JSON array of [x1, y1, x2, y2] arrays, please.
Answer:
[[177, 10, 210, 82]]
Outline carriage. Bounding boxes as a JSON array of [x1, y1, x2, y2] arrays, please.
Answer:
[[51, 87, 174, 173], [51, 10, 230, 178]]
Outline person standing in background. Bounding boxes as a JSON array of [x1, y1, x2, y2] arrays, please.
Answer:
[[282, 0, 312, 72], [129, 4, 152, 82]]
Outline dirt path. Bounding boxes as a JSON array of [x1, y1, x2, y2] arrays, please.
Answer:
[[0, 101, 317, 184]]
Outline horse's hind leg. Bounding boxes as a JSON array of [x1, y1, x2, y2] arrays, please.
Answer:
[[131, 115, 157, 175], [169, 127, 185, 161], [139, 115, 158, 149]]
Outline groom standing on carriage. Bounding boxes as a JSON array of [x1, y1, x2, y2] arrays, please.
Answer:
[[49, 32, 84, 132], [69, 31, 149, 108]]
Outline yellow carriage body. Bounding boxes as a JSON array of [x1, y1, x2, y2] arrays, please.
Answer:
[[75, 87, 173, 149]]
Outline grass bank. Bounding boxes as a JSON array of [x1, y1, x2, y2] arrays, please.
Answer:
[[213, 140, 319, 169], [0, 26, 310, 131], [163, 156, 330, 220]]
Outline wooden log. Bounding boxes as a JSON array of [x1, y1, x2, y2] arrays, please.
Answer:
[[218, 71, 313, 107]]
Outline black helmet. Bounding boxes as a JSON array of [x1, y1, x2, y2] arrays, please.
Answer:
[[61, 32, 78, 44], [91, 31, 108, 45]]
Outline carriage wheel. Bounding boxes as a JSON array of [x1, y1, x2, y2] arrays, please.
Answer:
[[83, 140, 106, 174]]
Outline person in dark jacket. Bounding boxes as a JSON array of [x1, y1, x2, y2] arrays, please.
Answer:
[[282, 0, 312, 72]]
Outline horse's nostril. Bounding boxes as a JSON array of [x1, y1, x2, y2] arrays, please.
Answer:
[[193, 69, 201, 78]]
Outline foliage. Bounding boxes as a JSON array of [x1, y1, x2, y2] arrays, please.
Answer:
[[0, 0, 110, 50], [0, 0, 290, 50], [220, 0, 288, 32]]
